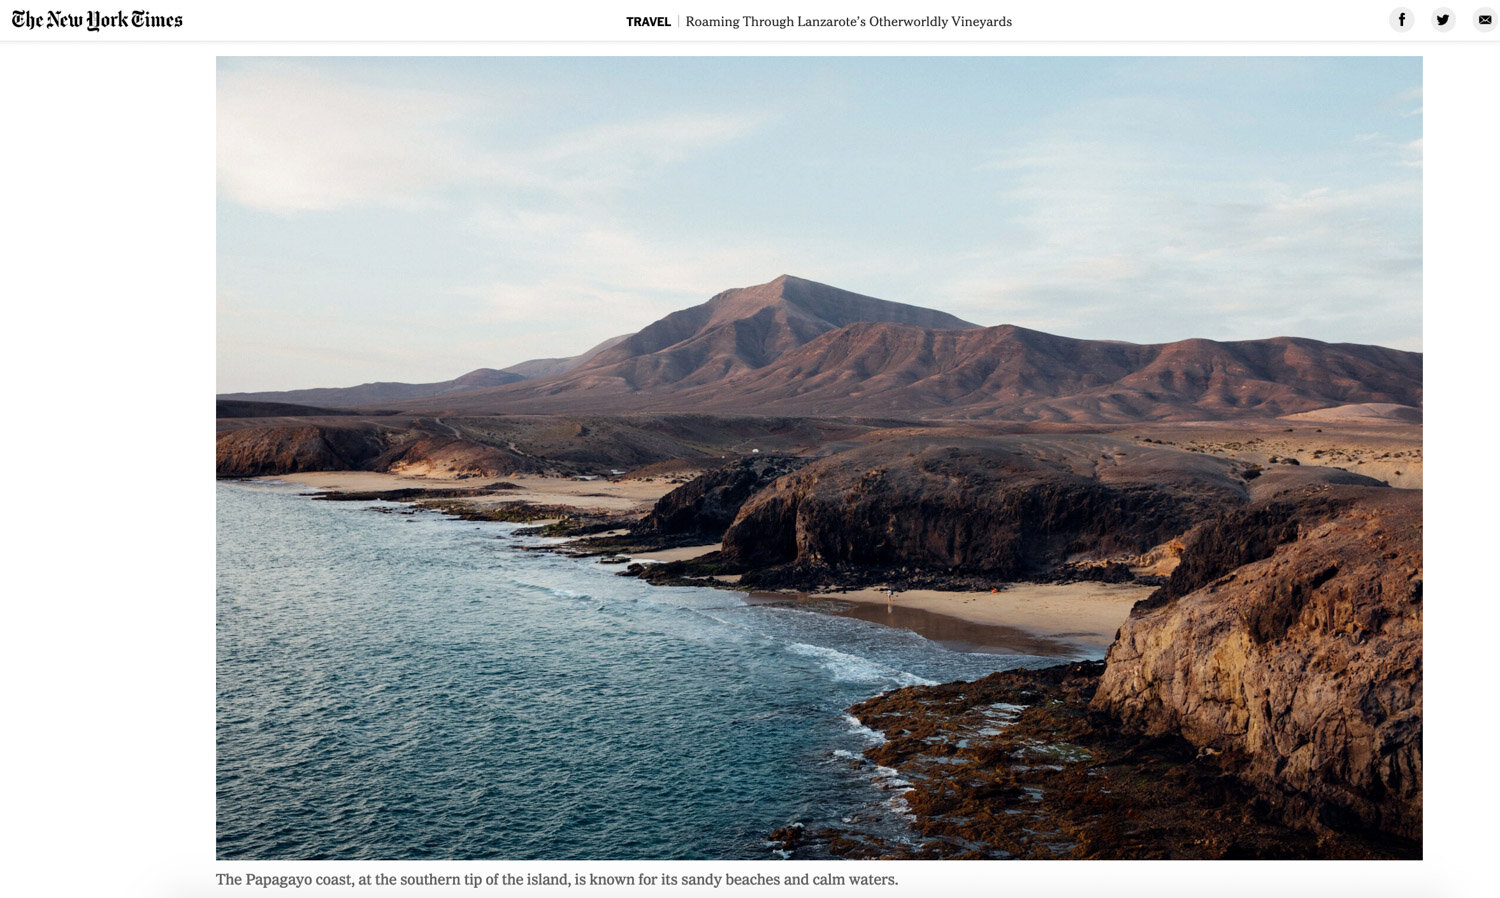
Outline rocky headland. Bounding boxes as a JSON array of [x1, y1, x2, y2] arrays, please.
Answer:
[[1094, 485, 1422, 843], [218, 276, 1422, 859], [810, 482, 1421, 859]]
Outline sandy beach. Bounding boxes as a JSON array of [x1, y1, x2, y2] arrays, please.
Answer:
[[808, 582, 1154, 655], [629, 544, 722, 563], [263, 471, 677, 514]]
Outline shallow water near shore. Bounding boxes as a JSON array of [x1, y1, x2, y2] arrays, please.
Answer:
[[216, 481, 1075, 860]]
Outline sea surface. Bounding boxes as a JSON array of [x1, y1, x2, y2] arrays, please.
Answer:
[[216, 480, 1070, 860]]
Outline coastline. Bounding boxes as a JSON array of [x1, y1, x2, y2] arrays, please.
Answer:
[[810, 583, 1150, 656], [233, 470, 1420, 860], [258, 473, 1145, 658], [263, 470, 677, 514]]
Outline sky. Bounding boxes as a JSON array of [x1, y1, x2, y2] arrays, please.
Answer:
[[217, 56, 1422, 394]]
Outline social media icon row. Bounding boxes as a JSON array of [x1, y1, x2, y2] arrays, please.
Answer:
[[1391, 8, 1496, 31]]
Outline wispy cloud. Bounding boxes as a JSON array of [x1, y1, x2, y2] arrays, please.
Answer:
[[218, 65, 767, 214], [935, 117, 1420, 347], [217, 67, 479, 212]]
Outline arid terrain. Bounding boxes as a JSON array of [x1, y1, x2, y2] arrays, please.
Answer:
[[219, 275, 1421, 858]]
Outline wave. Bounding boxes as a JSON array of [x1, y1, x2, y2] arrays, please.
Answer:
[[785, 642, 935, 687]]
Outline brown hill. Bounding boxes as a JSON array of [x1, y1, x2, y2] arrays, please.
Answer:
[[414, 316, 1420, 422], [515, 274, 979, 397], [224, 275, 1421, 425], [498, 333, 632, 379], [220, 367, 525, 408], [662, 324, 1423, 422]]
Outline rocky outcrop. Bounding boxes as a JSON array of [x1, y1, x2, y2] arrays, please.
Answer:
[[214, 422, 526, 478], [633, 455, 808, 543], [1091, 486, 1421, 841], [218, 414, 884, 480], [214, 423, 394, 476], [722, 435, 1246, 587]]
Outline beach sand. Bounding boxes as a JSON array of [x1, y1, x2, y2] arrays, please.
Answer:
[[630, 544, 722, 563], [263, 471, 676, 514], [801, 582, 1154, 657]]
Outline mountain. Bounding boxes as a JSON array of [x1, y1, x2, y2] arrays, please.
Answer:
[[499, 333, 632, 379], [658, 322, 1423, 422], [220, 367, 525, 408], [389, 275, 982, 413], [219, 333, 632, 409], [396, 275, 1420, 422], [220, 275, 1422, 424], [526, 274, 980, 393]]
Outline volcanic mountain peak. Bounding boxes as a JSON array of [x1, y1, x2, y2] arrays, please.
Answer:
[[703, 274, 978, 330], [576, 275, 980, 381]]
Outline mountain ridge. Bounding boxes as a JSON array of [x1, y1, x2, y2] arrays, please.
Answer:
[[221, 275, 1421, 424]]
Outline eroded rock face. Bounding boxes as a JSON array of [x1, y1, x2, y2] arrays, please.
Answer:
[[722, 435, 1244, 585], [215, 423, 392, 476], [1092, 486, 1421, 841], [633, 455, 808, 542], [214, 423, 523, 478]]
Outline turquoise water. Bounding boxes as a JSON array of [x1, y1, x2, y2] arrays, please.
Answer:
[[215, 481, 1049, 859]]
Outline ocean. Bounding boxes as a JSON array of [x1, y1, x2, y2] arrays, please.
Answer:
[[216, 480, 1067, 860]]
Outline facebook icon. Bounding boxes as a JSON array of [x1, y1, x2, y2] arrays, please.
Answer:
[[1390, 8, 1414, 31]]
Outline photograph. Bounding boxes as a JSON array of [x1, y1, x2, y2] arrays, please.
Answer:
[[215, 56, 1422, 862]]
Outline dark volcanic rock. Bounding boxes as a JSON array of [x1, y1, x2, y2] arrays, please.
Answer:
[[1128, 493, 1352, 616], [214, 423, 392, 476], [216, 414, 881, 480], [214, 421, 526, 479], [1092, 486, 1421, 842], [722, 435, 1245, 587], [837, 661, 1412, 859], [633, 455, 809, 543]]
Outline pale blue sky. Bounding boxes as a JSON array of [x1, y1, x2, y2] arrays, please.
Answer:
[[217, 56, 1421, 393]]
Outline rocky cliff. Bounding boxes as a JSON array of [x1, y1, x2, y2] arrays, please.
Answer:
[[721, 434, 1249, 588], [632, 455, 809, 544], [214, 422, 395, 476], [1091, 486, 1422, 842]]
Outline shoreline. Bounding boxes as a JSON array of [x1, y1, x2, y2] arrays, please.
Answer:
[[228, 470, 1416, 859], [812, 583, 1151, 656], [626, 541, 1147, 657], [745, 586, 1146, 658], [260, 470, 678, 514], [251, 473, 1148, 659]]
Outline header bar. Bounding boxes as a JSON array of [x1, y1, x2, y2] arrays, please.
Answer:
[[4, 2, 1497, 43]]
